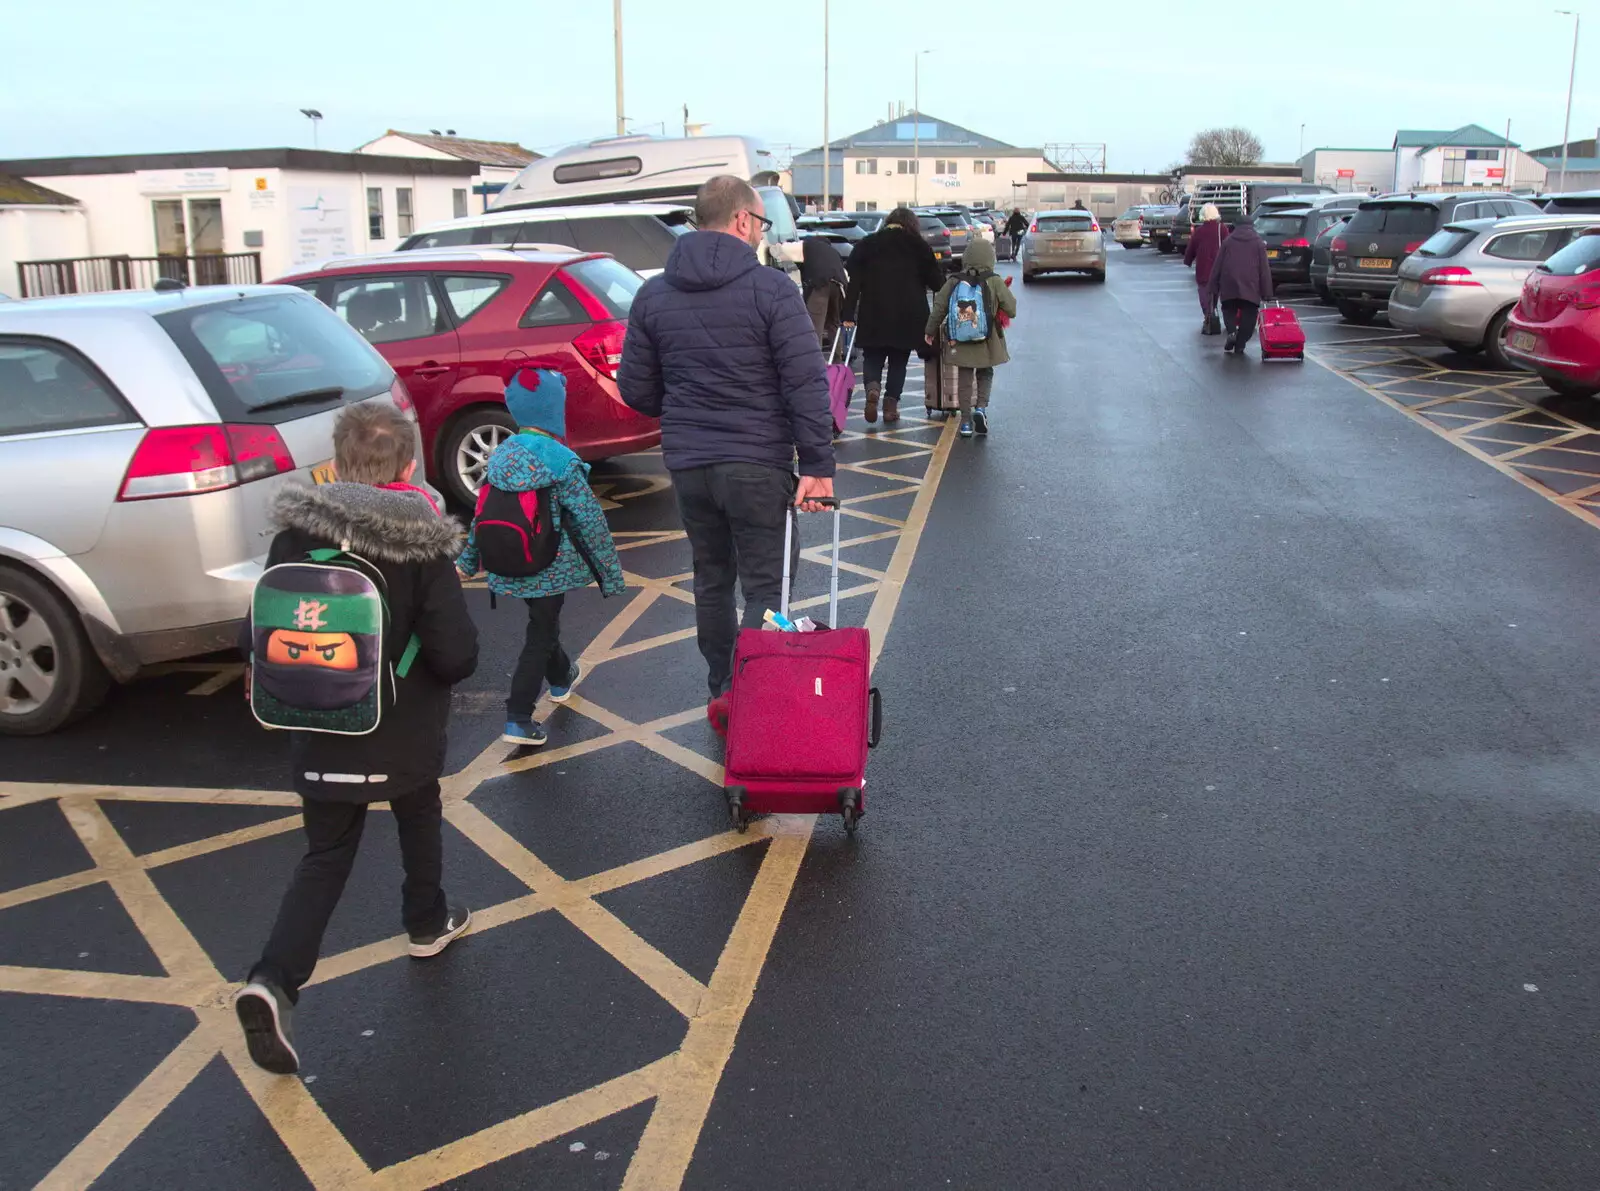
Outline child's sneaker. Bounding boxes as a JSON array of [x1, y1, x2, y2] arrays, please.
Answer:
[[501, 720, 548, 747], [234, 978, 299, 1074], [409, 904, 472, 958], [548, 662, 581, 703], [958, 419, 974, 438], [972, 407, 989, 435]]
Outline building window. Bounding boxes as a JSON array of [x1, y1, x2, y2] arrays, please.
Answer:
[[453, 188, 468, 219], [367, 187, 384, 239], [854, 201, 878, 211], [1466, 148, 1500, 160], [896, 160, 919, 175], [855, 159, 877, 175], [935, 160, 957, 176], [396, 188, 414, 237], [974, 160, 997, 175]]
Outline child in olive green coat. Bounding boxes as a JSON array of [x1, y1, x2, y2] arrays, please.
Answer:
[[924, 237, 1018, 438]]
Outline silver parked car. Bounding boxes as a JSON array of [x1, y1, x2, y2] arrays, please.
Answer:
[[1387, 215, 1600, 368], [1022, 210, 1108, 283], [0, 286, 418, 734]]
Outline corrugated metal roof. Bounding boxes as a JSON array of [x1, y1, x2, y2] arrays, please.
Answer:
[[792, 112, 1024, 163], [1536, 156, 1600, 171], [0, 173, 79, 205], [383, 131, 540, 167], [1410, 124, 1520, 153]]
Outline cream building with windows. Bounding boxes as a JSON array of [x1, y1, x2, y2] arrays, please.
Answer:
[[791, 113, 1051, 212]]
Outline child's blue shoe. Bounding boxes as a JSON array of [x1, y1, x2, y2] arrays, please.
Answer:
[[972, 407, 989, 436], [501, 720, 548, 747], [958, 419, 974, 438], [548, 662, 581, 704]]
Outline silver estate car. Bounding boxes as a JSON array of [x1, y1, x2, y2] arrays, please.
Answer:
[[1022, 210, 1108, 283], [0, 286, 418, 735], [1387, 215, 1600, 368]]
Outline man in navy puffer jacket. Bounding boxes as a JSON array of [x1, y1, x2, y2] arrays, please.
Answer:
[[620, 176, 835, 726]]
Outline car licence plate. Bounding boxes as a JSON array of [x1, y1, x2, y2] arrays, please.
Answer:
[[1266, 249, 1280, 259], [1358, 257, 1393, 270], [311, 460, 337, 484], [1509, 330, 1539, 352]]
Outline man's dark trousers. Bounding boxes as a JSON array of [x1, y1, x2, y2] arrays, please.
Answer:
[[250, 783, 447, 1000], [674, 462, 800, 696], [1222, 298, 1261, 348]]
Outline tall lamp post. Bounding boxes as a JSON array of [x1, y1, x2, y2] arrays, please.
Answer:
[[614, 0, 626, 136], [822, 0, 830, 211], [913, 49, 931, 205], [299, 109, 322, 150], [1558, 9, 1581, 191]]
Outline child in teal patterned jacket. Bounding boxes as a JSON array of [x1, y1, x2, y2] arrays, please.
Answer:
[[456, 367, 626, 746]]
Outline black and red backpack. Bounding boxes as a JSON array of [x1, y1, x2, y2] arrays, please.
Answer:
[[471, 483, 558, 577]]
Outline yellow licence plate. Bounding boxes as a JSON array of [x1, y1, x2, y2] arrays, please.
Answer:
[[1266, 249, 1280, 259], [1358, 257, 1393, 270], [311, 461, 337, 484], [1509, 330, 1538, 352]]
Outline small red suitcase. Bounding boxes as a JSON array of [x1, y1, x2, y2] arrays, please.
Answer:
[[1259, 303, 1306, 361], [723, 501, 882, 834]]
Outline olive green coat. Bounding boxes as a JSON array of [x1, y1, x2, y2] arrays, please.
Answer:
[[924, 237, 1018, 369]]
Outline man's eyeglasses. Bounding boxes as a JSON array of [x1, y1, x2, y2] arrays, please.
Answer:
[[744, 209, 773, 232]]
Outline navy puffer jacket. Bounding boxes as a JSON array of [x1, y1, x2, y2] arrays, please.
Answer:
[[618, 231, 835, 478]]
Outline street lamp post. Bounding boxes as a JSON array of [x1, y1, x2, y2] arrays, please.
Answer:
[[822, 0, 830, 211], [1558, 9, 1580, 191], [614, 0, 626, 136], [299, 109, 323, 150], [913, 49, 930, 205], [1298, 123, 1305, 159]]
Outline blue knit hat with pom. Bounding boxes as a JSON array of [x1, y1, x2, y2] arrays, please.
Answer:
[[504, 367, 567, 439]]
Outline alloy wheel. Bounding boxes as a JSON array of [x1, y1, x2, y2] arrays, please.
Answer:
[[0, 591, 58, 717], [455, 423, 512, 495]]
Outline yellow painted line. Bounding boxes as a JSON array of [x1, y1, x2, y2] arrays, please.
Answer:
[[141, 814, 303, 869], [840, 483, 922, 506], [0, 781, 301, 806], [371, 1057, 673, 1191], [34, 1027, 218, 1191], [187, 663, 247, 696], [0, 867, 106, 912], [0, 965, 199, 1006]]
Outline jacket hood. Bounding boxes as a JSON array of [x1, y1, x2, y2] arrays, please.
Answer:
[[1227, 222, 1263, 245], [664, 229, 762, 292], [963, 236, 997, 272], [484, 431, 582, 493], [272, 482, 463, 563]]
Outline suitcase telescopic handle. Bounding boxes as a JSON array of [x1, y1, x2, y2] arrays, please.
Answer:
[[780, 497, 842, 628], [868, 687, 882, 748]]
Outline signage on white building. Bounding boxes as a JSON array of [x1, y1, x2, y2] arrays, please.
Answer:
[[136, 168, 230, 195], [289, 187, 354, 264]]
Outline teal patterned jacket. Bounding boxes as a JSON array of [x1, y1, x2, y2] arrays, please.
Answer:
[[456, 432, 626, 600]]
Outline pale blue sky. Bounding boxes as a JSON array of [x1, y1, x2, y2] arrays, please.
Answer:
[[1, 0, 1593, 170]]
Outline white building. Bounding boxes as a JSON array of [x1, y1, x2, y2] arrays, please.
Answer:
[[0, 175, 89, 298], [1299, 126, 1548, 196], [355, 130, 539, 216], [1297, 148, 1396, 193], [0, 148, 480, 295], [791, 113, 1052, 212]]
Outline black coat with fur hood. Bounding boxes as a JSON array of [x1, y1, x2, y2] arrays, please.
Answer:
[[249, 482, 479, 801]]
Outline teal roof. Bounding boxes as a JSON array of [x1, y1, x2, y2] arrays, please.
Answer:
[[1536, 156, 1600, 171], [1394, 129, 1450, 148], [1409, 124, 1520, 154]]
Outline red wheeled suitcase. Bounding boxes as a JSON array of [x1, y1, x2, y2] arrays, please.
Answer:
[[1259, 303, 1306, 360], [723, 500, 882, 834]]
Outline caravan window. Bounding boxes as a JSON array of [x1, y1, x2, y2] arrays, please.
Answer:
[[552, 157, 643, 185]]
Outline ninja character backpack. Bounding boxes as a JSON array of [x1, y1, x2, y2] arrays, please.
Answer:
[[249, 549, 419, 735]]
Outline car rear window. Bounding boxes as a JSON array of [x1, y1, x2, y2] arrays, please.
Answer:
[[564, 256, 643, 319], [1417, 228, 1476, 258], [1485, 228, 1571, 262], [564, 216, 677, 273], [917, 216, 946, 232], [0, 337, 136, 437], [1345, 203, 1439, 237], [157, 293, 391, 424], [1254, 215, 1307, 237], [1036, 215, 1094, 232], [1538, 231, 1600, 276], [400, 226, 476, 250], [1544, 196, 1600, 213]]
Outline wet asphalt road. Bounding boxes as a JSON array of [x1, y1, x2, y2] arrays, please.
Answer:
[[8, 243, 1600, 1189], [693, 249, 1600, 1188]]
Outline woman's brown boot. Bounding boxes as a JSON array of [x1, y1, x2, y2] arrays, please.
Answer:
[[883, 397, 900, 424], [864, 383, 880, 424]]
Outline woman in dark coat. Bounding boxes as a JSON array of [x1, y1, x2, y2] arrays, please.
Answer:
[[843, 206, 944, 424], [1206, 213, 1275, 355], [800, 235, 848, 353], [1183, 202, 1230, 335]]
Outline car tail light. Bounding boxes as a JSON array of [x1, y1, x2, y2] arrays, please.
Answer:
[[118, 424, 294, 501], [1282, 238, 1311, 248], [574, 319, 626, 380], [1030, 222, 1039, 233], [1575, 283, 1600, 310], [1418, 266, 1482, 287], [1089, 221, 1100, 232], [388, 376, 415, 415], [1331, 237, 1347, 253], [1404, 241, 1425, 253]]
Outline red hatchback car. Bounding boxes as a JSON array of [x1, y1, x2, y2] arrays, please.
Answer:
[[1505, 228, 1600, 399], [276, 250, 660, 505]]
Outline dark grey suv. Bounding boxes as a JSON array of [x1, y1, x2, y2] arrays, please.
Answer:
[[1327, 191, 1541, 323]]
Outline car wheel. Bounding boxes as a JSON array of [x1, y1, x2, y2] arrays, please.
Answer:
[[1092, 270, 1107, 284], [1314, 283, 1334, 306], [1157, 241, 1177, 255], [441, 406, 517, 507], [1540, 373, 1600, 400], [1021, 271, 1036, 284], [1482, 308, 1519, 372], [1337, 301, 1376, 325], [1123, 242, 1141, 250], [0, 565, 110, 737]]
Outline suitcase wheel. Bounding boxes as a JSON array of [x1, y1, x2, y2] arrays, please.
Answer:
[[726, 787, 751, 833], [838, 787, 861, 836]]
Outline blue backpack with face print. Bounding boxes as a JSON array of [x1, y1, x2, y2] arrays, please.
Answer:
[[946, 274, 990, 343]]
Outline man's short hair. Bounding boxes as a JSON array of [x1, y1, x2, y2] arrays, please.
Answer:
[[696, 175, 760, 231], [332, 401, 416, 485]]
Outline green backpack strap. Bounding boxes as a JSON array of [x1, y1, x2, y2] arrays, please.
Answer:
[[306, 547, 343, 562], [396, 633, 422, 679]]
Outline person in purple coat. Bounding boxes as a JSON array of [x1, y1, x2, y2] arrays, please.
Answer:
[[1206, 213, 1275, 356], [1183, 203, 1229, 335]]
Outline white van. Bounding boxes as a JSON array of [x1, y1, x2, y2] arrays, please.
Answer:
[[487, 134, 802, 270]]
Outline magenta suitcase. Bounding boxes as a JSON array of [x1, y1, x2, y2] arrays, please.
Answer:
[[825, 327, 857, 433], [1259, 303, 1306, 360], [723, 501, 882, 834]]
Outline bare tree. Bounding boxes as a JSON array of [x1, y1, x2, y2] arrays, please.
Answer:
[[1186, 127, 1265, 168]]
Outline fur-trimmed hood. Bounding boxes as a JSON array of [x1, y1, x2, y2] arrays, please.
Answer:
[[271, 482, 464, 563]]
